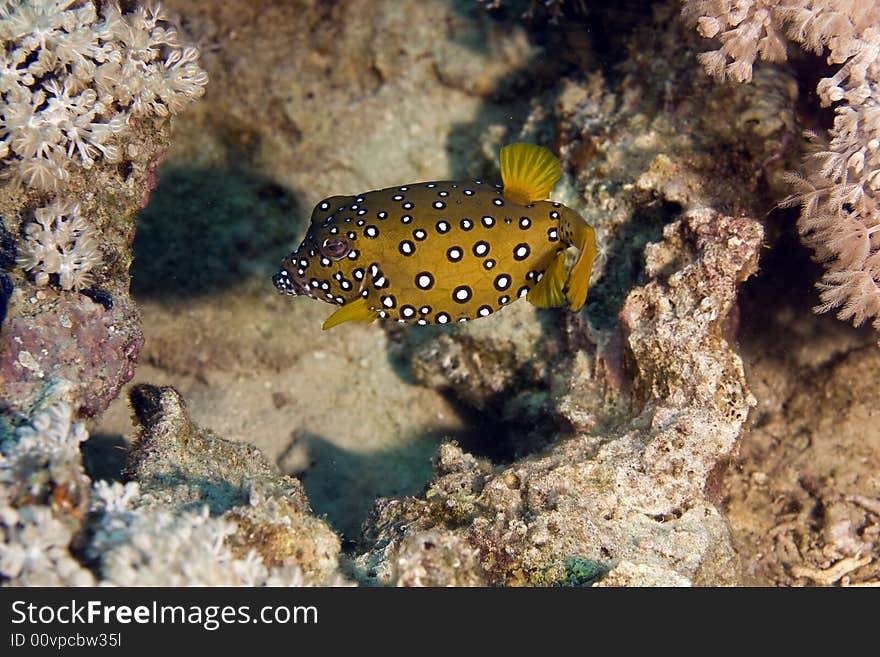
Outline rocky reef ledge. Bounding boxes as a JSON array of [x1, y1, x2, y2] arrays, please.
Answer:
[[354, 209, 762, 586]]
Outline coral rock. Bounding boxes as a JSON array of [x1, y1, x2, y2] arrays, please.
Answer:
[[357, 209, 762, 586], [125, 384, 341, 582], [0, 291, 142, 417]]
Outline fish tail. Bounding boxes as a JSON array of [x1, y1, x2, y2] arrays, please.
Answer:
[[500, 143, 561, 205], [561, 208, 597, 312]]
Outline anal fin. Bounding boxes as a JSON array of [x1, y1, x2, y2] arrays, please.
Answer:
[[527, 251, 568, 309], [322, 297, 376, 330]]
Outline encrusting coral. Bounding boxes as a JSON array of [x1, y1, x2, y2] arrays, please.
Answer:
[[0, 0, 208, 191], [682, 0, 880, 331], [16, 198, 101, 290]]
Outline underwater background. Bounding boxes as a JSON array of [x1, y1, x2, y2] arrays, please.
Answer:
[[1, 0, 879, 586]]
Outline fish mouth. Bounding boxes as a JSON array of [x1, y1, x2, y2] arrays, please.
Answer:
[[273, 269, 304, 296]]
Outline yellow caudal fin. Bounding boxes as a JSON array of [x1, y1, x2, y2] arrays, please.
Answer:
[[565, 222, 597, 312], [500, 143, 561, 205], [322, 297, 376, 330], [527, 250, 568, 308]]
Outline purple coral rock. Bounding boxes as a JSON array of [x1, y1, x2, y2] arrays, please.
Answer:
[[0, 291, 142, 418]]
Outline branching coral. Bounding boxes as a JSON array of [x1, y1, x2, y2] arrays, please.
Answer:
[[0, 0, 208, 191], [0, 393, 95, 585], [0, 391, 331, 586], [682, 0, 880, 330], [0, 505, 95, 585], [16, 198, 102, 290], [88, 482, 313, 586]]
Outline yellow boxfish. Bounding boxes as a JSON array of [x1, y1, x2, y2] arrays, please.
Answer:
[[273, 143, 597, 330]]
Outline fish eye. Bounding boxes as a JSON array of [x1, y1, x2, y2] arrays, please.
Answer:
[[321, 237, 350, 260]]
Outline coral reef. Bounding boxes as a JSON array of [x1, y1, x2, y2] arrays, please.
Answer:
[[123, 384, 342, 581], [0, 291, 143, 418], [0, 383, 95, 585], [88, 482, 319, 586], [16, 198, 100, 290], [0, 1, 335, 587], [1, 389, 90, 517], [6, 0, 876, 588], [393, 300, 577, 459], [356, 209, 762, 586], [682, 0, 878, 87], [93, 0, 810, 585], [0, 0, 208, 420], [0, 0, 208, 190], [0, 504, 96, 585], [683, 0, 880, 331], [95, 0, 551, 541], [0, 382, 345, 586]]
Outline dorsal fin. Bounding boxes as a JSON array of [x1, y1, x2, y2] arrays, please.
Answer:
[[499, 143, 561, 205]]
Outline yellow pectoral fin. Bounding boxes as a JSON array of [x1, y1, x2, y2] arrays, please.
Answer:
[[527, 251, 568, 309], [500, 143, 561, 205], [565, 223, 597, 312], [322, 297, 377, 330]]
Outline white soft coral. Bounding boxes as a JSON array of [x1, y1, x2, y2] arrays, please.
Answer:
[[16, 198, 102, 290], [684, 0, 880, 332], [789, 92, 880, 329], [0, 0, 207, 191]]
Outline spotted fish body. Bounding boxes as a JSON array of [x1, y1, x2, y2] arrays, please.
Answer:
[[274, 144, 597, 329]]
